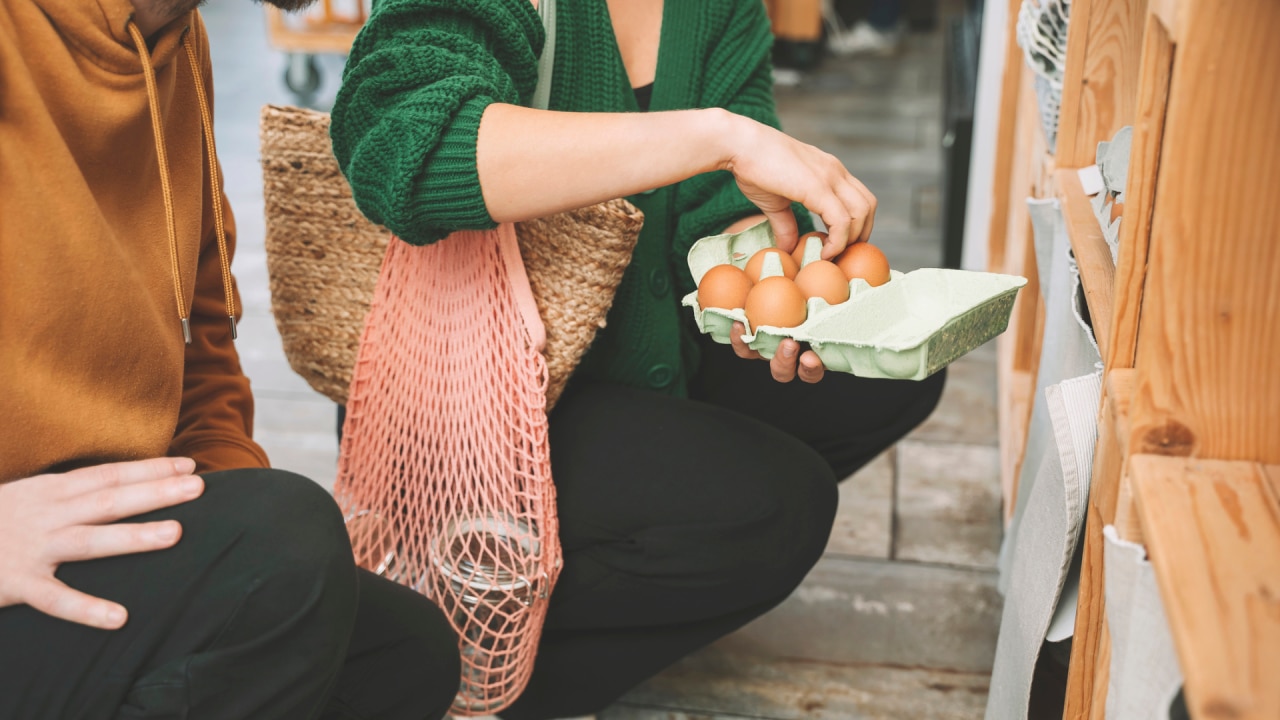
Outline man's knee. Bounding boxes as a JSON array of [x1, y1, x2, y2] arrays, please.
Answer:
[[193, 469, 360, 663]]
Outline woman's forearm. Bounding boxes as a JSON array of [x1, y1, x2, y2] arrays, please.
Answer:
[[476, 104, 739, 222], [475, 102, 874, 254]]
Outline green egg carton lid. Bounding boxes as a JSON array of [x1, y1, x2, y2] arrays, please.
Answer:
[[682, 221, 1027, 380]]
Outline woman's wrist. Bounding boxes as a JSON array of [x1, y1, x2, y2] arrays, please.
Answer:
[[699, 108, 752, 174]]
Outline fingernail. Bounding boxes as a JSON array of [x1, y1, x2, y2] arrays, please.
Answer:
[[172, 458, 195, 474], [155, 523, 180, 543], [181, 477, 203, 497], [782, 343, 796, 358], [105, 606, 126, 627]]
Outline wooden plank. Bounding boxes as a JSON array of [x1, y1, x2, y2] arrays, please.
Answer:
[[1062, 369, 1132, 719], [1053, 0, 1095, 164], [1149, 0, 1180, 40], [1063, 504, 1113, 719], [1055, 0, 1149, 168], [1054, 169, 1116, 360], [1129, 0, 1280, 465], [987, 0, 1032, 275], [1132, 456, 1280, 720], [1106, 12, 1175, 371], [995, 69, 1048, 519]]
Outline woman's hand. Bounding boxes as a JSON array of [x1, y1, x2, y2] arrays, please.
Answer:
[[0, 458, 203, 629], [719, 113, 877, 258], [730, 322, 826, 384]]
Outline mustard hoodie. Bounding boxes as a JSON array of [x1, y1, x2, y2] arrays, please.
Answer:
[[0, 0, 268, 481]]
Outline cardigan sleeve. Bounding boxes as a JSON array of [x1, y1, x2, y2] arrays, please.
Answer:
[[330, 0, 544, 245], [670, 0, 813, 290]]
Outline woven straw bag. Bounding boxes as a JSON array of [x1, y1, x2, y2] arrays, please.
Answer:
[[259, 106, 642, 408]]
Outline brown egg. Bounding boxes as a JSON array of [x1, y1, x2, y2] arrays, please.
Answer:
[[791, 231, 828, 268], [794, 260, 851, 305], [744, 248, 800, 282], [697, 264, 754, 310], [834, 242, 891, 287], [744, 276, 808, 329]]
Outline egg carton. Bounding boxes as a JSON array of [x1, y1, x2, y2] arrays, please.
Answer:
[[681, 222, 1028, 381]]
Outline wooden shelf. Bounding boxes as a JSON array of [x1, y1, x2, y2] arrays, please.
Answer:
[[1054, 169, 1115, 360], [1132, 456, 1280, 720]]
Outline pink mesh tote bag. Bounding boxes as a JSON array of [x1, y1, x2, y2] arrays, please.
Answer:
[[336, 223, 558, 715], [333, 0, 601, 712]]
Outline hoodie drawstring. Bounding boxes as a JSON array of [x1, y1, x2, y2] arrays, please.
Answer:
[[127, 19, 237, 344]]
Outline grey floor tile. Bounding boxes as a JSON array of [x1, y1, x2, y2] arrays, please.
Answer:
[[894, 441, 1002, 569], [826, 451, 893, 559], [711, 557, 1001, 674], [620, 641, 988, 720], [909, 341, 998, 446]]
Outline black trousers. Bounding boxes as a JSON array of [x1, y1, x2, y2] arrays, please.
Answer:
[[0, 469, 461, 720], [493, 336, 946, 720]]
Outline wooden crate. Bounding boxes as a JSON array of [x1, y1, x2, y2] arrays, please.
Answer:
[[986, 0, 1280, 716]]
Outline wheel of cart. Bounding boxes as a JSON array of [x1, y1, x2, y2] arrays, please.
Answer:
[[264, 2, 367, 104]]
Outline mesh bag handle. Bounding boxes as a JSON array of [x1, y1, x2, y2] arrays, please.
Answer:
[[334, 3, 565, 711]]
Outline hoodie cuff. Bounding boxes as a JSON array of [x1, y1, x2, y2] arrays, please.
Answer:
[[404, 96, 499, 244]]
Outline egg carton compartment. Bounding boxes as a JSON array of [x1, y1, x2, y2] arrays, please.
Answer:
[[682, 222, 1028, 380]]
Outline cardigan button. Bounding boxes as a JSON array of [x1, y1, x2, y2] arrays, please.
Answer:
[[649, 269, 671, 296], [646, 364, 675, 389]]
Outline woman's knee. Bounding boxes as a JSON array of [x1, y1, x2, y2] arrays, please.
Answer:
[[679, 432, 838, 601]]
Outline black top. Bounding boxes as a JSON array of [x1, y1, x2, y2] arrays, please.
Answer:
[[633, 82, 654, 112]]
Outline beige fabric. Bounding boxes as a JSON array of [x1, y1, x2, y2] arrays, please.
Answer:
[[1103, 525, 1184, 720], [987, 198, 1101, 720], [259, 105, 642, 409]]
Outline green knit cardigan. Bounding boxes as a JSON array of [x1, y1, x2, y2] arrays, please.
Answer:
[[331, 0, 811, 397]]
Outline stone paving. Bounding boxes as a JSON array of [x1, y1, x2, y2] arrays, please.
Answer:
[[203, 5, 1001, 718]]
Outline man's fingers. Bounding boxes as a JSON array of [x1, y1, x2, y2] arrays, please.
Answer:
[[798, 351, 826, 384], [46, 521, 183, 563], [56, 458, 195, 500], [24, 577, 127, 630], [67, 475, 204, 525], [770, 340, 800, 383]]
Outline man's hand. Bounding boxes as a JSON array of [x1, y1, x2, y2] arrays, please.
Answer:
[[730, 322, 826, 384], [0, 458, 204, 629]]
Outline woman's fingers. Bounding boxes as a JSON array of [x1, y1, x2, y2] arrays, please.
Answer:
[[46, 521, 183, 563], [797, 351, 826, 384], [770, 339, 801, 382], [835, 176, 877, 246], [23, 576, 127, 630], [763, 207, 800, 254], [66, 475, 204, 526], [847, 175, 878, 243], [730, 323, 760, 359]]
